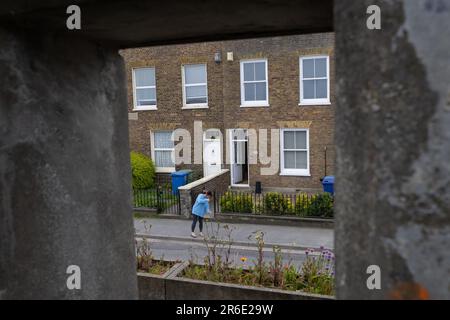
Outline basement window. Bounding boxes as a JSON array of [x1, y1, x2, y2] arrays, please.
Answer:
[[280, 128, 310, 176], [299, 56, 330, 105], [132, 67, 157, 110], [240, 59, 269, 107], [182, 64, 208, 108]]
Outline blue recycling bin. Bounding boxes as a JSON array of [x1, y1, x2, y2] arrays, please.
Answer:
[[171, 170, 192, 195], [322, 176, 335, 195]]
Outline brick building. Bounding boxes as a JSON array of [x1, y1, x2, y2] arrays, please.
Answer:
[[121, 33, 335, 191]]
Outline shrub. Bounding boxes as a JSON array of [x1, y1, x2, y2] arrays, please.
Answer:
[[130, 151, 155, 189], [295, 248, 335, 295], [220, 192, 253, 213], [308, 193, 334, 218], [264, 192, 294, 215], [294, 193, 312, 217]]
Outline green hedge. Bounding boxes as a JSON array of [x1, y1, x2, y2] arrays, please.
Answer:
[[220, 191, 253, 213], [263, 192, 294, 215], [219, 191, 334, 218], [295, 193, 334, 218], [130, 151, 156, 189]]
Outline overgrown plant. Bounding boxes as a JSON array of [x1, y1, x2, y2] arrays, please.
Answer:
[[135, 222, 153, 271], [248, 230, 269, 285], [182, 223, 335, 296], [269, 246, 283, 287], [200, 220, 236, 281], [284, 247, 335, 295], [135, 222, 178, 275]]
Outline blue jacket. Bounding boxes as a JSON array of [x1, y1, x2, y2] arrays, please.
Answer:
[[192, 194, 210, 218]]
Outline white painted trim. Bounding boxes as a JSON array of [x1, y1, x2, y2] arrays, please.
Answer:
[[155, 168, 176, 173], [202, 130, 222, 177], [181, 105, 209, 110], [133, 106, 157, 111], [150, 130, 176, 173], [132, 67, 157, 110], [280, 128, 310, 176], [299, 55, 330, 106], [182, 63, 208, 108], [298, 102, 331, 106], [229, 129, 250, 187], [239, 104, 270, 108], [240, 58, 269, 107]]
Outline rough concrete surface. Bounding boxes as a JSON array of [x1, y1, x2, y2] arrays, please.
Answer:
[[335, 0, 450, 299], [1, 0, 449, 300], [0, 29, 137, 299], [0, 0, 333, 48]]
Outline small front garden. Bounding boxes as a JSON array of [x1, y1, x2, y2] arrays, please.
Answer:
[[219, 191, 334, 218], [130, 151, 178, 212], [182, 226, 335, 296], [135, 223, 178, 275], [135, 221, 334, 298], [133, 188, 178, 210]]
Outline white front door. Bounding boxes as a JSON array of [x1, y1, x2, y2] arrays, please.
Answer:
[[203, 137, 221, 177]]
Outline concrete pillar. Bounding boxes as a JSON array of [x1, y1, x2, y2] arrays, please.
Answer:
[[0, 28, 138, 299], [179, 189, 193, 218], [335, 1, 450, 299]]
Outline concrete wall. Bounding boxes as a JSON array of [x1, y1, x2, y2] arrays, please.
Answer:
[[335, 0, 450, 299], [178, 169, 230, 217], [137, 269, 333, 300], [0, 28, 138, 299]]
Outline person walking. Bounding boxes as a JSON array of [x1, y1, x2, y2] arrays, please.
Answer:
[[191, 191, 212, 238]]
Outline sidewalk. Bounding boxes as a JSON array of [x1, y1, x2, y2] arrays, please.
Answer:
[[134, 216, 334, 250]]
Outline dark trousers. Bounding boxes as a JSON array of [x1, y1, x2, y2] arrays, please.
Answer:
[[191, 214, 203, 232]]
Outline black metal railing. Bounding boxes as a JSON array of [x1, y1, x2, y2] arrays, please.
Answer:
[[132, 186, 181, 214], [214, 190, 334, 218]]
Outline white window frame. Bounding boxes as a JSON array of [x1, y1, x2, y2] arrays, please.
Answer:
[[299, 55, 330, 106], [151, 130, 175, 173], [132, 67, 157, 111], [280, 128, 310, 176], [229, 129, 250, 187], [182, 64, 208, 109], [240, 59, 269, 107]]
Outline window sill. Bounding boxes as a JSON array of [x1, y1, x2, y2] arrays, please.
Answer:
[[156, 168, 176, 173], [299, 101, 331, 106], [240, 104, 270, 108], [182, 105, 209, 109], [279, 172, 311, 177], [133, 106, 157, 111]]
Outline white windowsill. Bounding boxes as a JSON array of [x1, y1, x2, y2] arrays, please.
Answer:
[[240, 104, 270, 108], [156, 168, 176, 173], [299, 101, 331, 106], [182, 105, 209, 109], [279, 172, 311, 177], [133, 106, 157, 111]]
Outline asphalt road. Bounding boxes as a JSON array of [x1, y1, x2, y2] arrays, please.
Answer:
[[137, 237, 325, 269]]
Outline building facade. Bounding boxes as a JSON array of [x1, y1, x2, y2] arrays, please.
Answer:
[[121, 33, 335, 191]]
